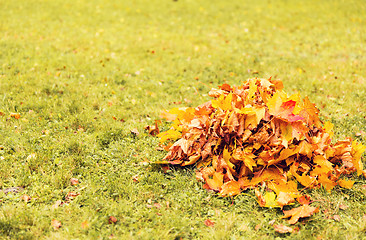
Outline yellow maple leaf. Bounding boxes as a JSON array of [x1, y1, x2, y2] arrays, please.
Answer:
[[267, 91, 287, 115], [317, 174, 337, 192], [337, 179, 355, 189], [158, 129, 182, 143], [351, 140, 366, 176], [212, 93, 233, 111], [206, 172, 224, 191]]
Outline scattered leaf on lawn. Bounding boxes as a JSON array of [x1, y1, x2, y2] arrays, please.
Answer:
[[108, 216, 118, 224], [10, 112, 20, 119], [52, 200, 62, 209], [339, 204, 348, 210], [130, 128, 140, 136], [273, 224, 293, 233], [204, 219, 215, 227], [255, 223, 261, 231], [282, 205, 319, 224], [21, 194, 31, 202], [51, 219, 62, 230], [81, 220, 89, 229], [333, 215, 341, 221], [70, 178, 79, 185]]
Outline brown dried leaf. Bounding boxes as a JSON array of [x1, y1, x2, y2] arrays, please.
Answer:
[[273, 224, 293, 233], [130, 128, 140, 136], [51, 219, 62, 230], [21, 194, 31, 202], [204, 219, 215, 227], [70, 178, 79, 185], [108, 216, 118, 224]]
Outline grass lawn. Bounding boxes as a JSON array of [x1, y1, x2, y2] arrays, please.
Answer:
[[1, 0, 366, 239]]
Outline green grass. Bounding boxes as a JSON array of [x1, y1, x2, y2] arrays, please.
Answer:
[[1, 0, 366, 239]]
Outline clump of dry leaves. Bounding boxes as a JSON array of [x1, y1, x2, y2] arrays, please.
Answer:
[[155, 78, 365, 224]]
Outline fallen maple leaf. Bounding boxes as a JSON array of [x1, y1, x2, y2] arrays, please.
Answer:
[[204, 219, 215, 227], [282, 205, 319, 224], [273, 224, 293, 233], [51, 219, 62, 230]]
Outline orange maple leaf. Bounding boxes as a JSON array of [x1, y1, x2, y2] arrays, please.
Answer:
[[282, 205, 319, 224]]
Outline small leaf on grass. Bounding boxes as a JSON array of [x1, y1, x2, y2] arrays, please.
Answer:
[[282, 205, 319, 224], [70, 178, 79, 185], [273, 224, 293, 233], [108, 216, 118, 224], [333, 215, 341, 221], [81, 220, 89, 229], [255, 223, 261, 231], [339, 204, 348, 210], [51, 219, 62, 230], [10, 112, 20, 119], [130, 128, 140, 136], [204, 219, 215, 227], [52, 200, 62, 209], [21, 194, 31, 202]]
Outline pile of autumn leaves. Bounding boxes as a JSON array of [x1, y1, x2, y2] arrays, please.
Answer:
[[156, 78, 365, 225]]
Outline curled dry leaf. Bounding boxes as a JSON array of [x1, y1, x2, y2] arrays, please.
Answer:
[[108, 216, 118, 224], [65, 192, 79, 202], [21, 194, 31, 202], [297, 195, 311, 205], [144, 121, 160, 136], [130, 128, 140, 136], [10, 112, 20, 119], [204, 219, 215, 227], [333, 215, 341, 221], [51, 219, 62, 230], [255, 189, 266, 207], [339, 204, 348, 210], [273, 224, 293, 233], [70, 178, 79, 185]]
